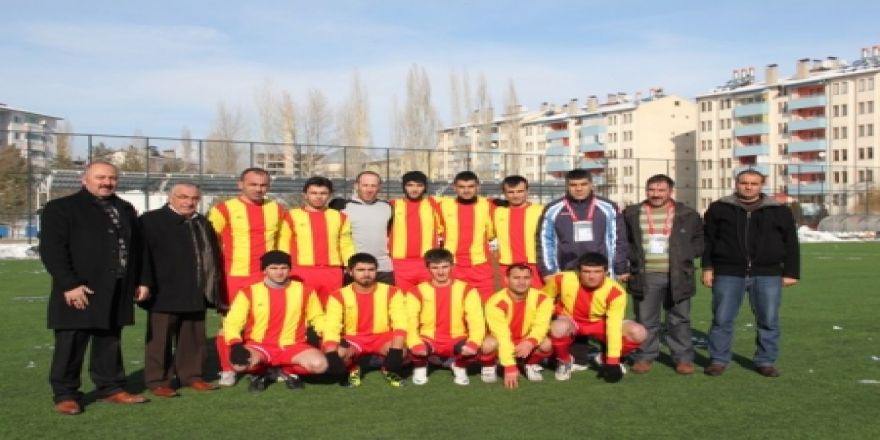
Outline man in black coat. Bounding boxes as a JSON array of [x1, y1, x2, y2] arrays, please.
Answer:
[[40, 161, 149, 415], [138, 182, 221, 397], [622, 174, 703, 375]]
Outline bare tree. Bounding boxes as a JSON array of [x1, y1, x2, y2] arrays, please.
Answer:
[[254, 80, 278, 144], [503, 79, 524, 174], [180, 126, 195, 172], [206, 101, 246, 174], [337, 71, 372, 176], [396, 64, 439, 172], [449, 70, 462, 127], [302, 89, 333, 176], [277, 90, 299, 177], [52, 120, 75, 169]]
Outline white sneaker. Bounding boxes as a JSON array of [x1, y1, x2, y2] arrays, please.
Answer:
[[480, 365, 498, 383], [412, 366, 428, 385], [218, 371, 237, 387], [571, 363, 590, 372], [451, 365, 470, 385], [525, 364, 544, 382], [555, 361, 572, 381]]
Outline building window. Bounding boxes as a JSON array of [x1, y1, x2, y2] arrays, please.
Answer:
[[869, 78, 875, 90], [868, 147, 874, 159], [832, 83, 839, 94], [858, 79, 866, 92], [841, 82, 848, 94]]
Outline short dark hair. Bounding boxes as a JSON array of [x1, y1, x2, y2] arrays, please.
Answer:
[[505, 263, 533, 277], [645, 174, 674, 188], [303, 176, 334, 193], [423, 248, 454, 266], [501, 175, 529, 190], [453, 171, 480, 184], [565, 168, 592, 183], [736, 169, 766, 183], [240, 167, 270, 181], [576, 252, 608, 271], [347, 252, 378, 269], [356, 170, 382, 184]]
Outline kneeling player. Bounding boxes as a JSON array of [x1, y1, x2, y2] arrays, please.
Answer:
[[479, 263, 553, 389], [406, 249, 485, 385], [545, 252, 647, 383], [323, 253, 408, 387], [224, 251, 329, 392]]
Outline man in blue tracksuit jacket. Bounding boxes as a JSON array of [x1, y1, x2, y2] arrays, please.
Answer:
[[537, 168, 629, 280]]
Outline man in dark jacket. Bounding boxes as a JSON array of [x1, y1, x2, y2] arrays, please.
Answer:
[[40, 161, 149, 415], [702, 170, 800, 378], [139, 182, 221, 397], [622, 175, 703, 375]]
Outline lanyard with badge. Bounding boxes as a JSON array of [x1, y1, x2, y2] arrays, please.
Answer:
[[643, 202, 674, 255], [564, 198, 596, 242]]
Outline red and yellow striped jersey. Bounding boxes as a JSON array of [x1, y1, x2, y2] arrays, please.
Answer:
[[438, 197, 495, 266], [223, 281, 324, 347], [544, 272, 628, 364], [323, 283, 408, 347], [388, 197, 443, 260], [484, 288, 553, 368], [278, 208, 355, 267], [493, 203, 544, 265], [207, 198, 285, 277], [405, 280, 485, 349]]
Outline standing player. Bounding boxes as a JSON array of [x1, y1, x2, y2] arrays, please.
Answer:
[[322, 253, 408, 387], [438, 171, 496, 300], [479, 264, 553, 389], [208, 167, 286, 386], [278, 176, 355, 306], [406, 249, 485, 385], [388, 171, 444, 292], [224, 251, 328, 393], [545, 252, 647, 383], [492, 175, 545, 288]]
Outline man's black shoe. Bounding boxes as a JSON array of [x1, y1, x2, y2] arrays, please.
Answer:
[[248, 375, 271, 393]]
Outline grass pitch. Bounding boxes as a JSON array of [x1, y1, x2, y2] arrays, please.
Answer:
[[1, 242, 879, 439]]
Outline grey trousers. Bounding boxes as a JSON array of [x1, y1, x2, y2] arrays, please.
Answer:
[[633, 272, 694, 364]]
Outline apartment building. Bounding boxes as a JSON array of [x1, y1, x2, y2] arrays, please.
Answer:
[[437, 91, 698, 207], [0, 103, 62, 169], [696, 46, 880, 215]]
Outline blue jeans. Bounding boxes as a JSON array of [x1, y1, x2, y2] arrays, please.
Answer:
[[707, 275, 782, 367]]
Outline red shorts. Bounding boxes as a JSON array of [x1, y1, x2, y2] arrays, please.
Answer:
[[344, 332, 394, 356], [560, 317, 640, 355], [421, 336, 468, 358], [499, 263, 544, 288], [245, 342, 313, 367], [452, 263, 495, 301], [393, 258, 431, 292], [291, 266, 343, 306], [223, 274, 263, 306]]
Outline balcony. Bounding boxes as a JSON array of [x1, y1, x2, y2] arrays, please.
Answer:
[[788, 139, 827, 153], [733, 144, 769, 157], [788, 182, 826, 195], [789, 163, 827, 174], [546, 130, 569, 141], [734, 102, 769, 118], [545, 145, 571, 156], [789, 117, 827, 132], [546, 160, 573, 173], [733, 164, 770, 176], [578, 158, 607, 169], [579, 142, 606, 153], [489, 132, 499, 141], [734, 123, 769, 137], [789, 95, 827, 110], [579, 125, 606, 136], [592, 175, 606, 185]]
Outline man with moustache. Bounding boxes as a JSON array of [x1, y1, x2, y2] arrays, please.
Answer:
[[138, 182, 221, 397], [40, 161, 149, 415], [622, 175, 703, 375], [702, 170, 799, 378], [388, 171, 443, 291], [492, 175, 545, 288]]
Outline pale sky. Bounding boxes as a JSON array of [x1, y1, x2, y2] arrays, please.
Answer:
[[2, 0, 878, 151]]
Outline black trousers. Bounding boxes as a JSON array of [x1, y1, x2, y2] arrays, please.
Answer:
[[144, 311, 208, 388], [50, 328, 126, 403]]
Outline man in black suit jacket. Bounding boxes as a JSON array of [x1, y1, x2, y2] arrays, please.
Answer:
[[40, 161, 149, 415], [138, 182, 221, 397]]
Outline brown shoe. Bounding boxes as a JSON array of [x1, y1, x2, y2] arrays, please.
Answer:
[[675, 362, 695, 375], [99, 391, 149, 404], [188, 380, 220, 391], [704, 363, 726, 377], [149, 386, 179, 398], [631, 361, 652, 374], [757, 365, 780, 378], [54, 400, 82, 415]]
